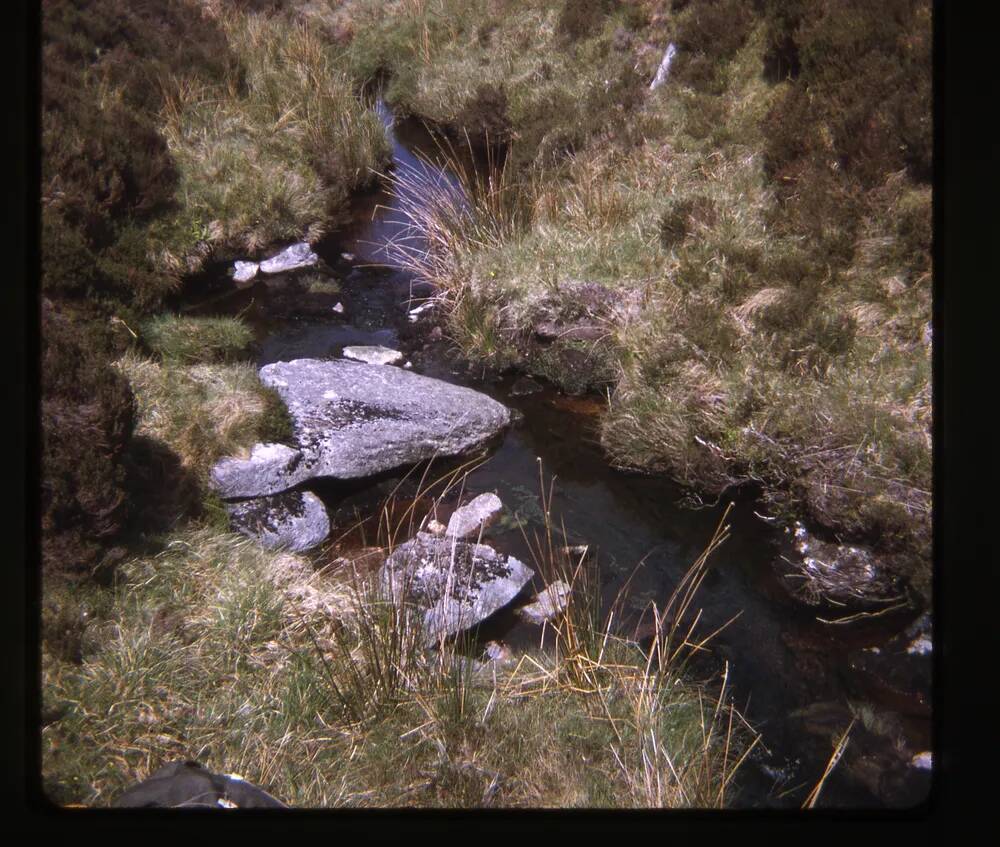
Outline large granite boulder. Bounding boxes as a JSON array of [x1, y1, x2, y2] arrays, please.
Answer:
[[257, 358, 511, 484], [226, 490, 330, 552], [380, 532, 534, 645]]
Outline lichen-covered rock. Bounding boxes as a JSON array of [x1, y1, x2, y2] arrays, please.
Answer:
[[380, 532, 533, 645], [226, 489, 330, 552], [258, 358, 511, 483], [446, 492, 503, 539]]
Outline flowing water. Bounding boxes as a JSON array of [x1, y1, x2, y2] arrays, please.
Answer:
[[180, 102, 932, 809]]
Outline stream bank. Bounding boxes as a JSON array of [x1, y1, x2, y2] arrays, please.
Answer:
[[177, 102, 932, 809]]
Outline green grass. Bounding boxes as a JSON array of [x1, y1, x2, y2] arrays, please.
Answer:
[[140, 315, 254, 364]]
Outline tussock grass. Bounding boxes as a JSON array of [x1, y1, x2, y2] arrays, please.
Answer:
[[140, 314, 254, 364], [155, 9, 390, 268], [113, 352, 271, 484]]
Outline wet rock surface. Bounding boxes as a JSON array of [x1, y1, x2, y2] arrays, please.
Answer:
[[226, 489, 330, 552], [259, 358, 511, 484], [379, 531, 534, 645], [845, 613, 932, 719]]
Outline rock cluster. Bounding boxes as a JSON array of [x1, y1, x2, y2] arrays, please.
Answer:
[[210, 358, 512, 552]]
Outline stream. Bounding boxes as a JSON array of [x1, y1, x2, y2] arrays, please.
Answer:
[[179, 101, 932, 809]]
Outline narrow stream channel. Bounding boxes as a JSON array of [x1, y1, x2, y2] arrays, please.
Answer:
[[180, 102, 931, 809]]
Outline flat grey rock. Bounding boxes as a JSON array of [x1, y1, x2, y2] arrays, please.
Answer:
[[342, 345, 404, 366], [380, 532, 533, 645], [446, 492, 503, 539], [226, 490, 330, 552], [211, 443, 308, 500], [515, 580, 572, 625], [260, 242, 318, 275], [258, 358, 511, 483]]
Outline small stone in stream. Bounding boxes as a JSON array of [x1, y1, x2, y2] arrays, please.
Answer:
[[233, 261, 259, 283], [260, 242, 318, 274], [226, 490, 330, 552], [342, 345, 404, 366], [910, 752, 932, 771], [510, 376, 542, 397], [446, 493, 503, 539], [332, 302, 345, 314], [515, 580, 572, 625], [380, 532, 533, 645], [426, 519, 447, 536], [341, 252, 355, 262]]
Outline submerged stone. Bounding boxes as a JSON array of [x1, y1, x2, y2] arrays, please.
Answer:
[[380, 532, 533, 645], [226, 489, 330, 552]]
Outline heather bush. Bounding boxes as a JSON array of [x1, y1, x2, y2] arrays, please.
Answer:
[[41, 300, 136, 581]]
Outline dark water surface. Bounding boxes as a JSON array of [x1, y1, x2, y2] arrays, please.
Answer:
[[181, 103, 931, 809]]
